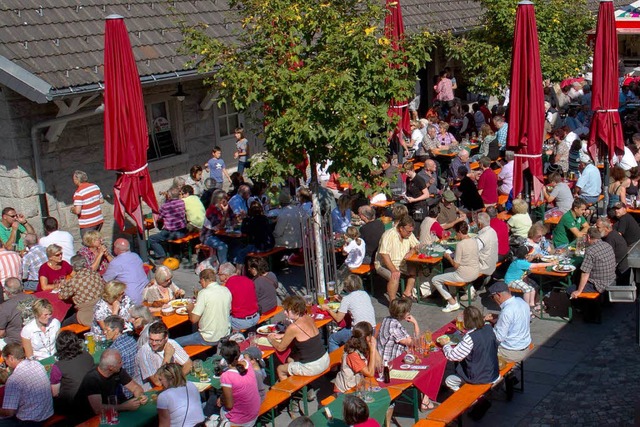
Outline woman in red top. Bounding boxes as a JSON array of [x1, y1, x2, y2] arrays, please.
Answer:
[[38, 244, 73, 292]]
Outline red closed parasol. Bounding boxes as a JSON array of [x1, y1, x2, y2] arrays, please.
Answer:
[[385, 0, 411, 139], [103, 15, 159, 233], [506, 0, 545, 202], [588, 0, 625, 165]]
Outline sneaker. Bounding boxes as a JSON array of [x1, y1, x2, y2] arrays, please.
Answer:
[[459, 288, 477, 302], [306, 388, 316, 402], [442, 302, 461, 313]]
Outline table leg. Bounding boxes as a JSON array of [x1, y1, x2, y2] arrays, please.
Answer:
[[267, 354, 276, 386]]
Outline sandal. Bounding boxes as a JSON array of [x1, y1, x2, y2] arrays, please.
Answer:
[[403, 294, 418, 302], [420, 400, 440, 412]]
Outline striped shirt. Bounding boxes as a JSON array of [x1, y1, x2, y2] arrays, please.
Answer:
[[22, 245, 47, 281], [73, 182, 104, 228], [136, 339, 189, 389], [0, 248, 22, 285], [442, 329, 476, 361], [159, 199, 187, 231]]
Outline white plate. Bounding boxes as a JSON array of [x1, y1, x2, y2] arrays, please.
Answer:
[[552, 265, 576, 273], [400, 364, 412, 369], [176, 307, 188, 315], [257, 324, 278, 335], [541, 255, 558, 262]]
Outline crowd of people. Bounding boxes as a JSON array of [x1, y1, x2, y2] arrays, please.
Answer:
[[0, 77, 638, 426]]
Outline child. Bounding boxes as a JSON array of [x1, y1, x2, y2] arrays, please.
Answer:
[[504, 245, 556, 313], [508, 199, 533, 238], [343, 226, 366, 270], [204, 146, 231, 190], [334, 322, 378, 393], [242, 346, 268, 402]]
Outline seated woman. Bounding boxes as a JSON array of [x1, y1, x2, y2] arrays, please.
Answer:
[[334, 322, 377, 393], [200, 189, 232, 265], [442, 306, 500, 391], [331, 195, 352, 234], [321, 275, 376, 352], [38, 244, 73, 292], [21, 298, 60, 360], [76, 230, 113, 276], [608, 166, 629, 209], [247, 257, 278, 314], [214, 340, 261, 426], [156, 363, 205, 427], [455, 166, 484, 212], [526, 222, 553, 257], [92, 280, 134, 334], [128, 305, 158, 349], [142, 265, 185, 313], [50, 331, 94, 415], [428, 221, 479, 313], [419, 206, 445, 246], [267, 296, 330, 380], [507, 199, 533, 238]]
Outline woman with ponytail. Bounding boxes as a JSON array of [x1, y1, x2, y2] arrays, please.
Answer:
[[333, 322, 379, 393]]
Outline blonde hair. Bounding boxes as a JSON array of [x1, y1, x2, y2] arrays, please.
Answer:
[[512, 199, 529, 214], [82, 230, 103, 247], [480, 123, 494, 139], [156, 363, 186, 388], [345, 226, 362, 246], [103, 281, 127, 304], [46, 244, 62, 258], [391, 204, 408, 222], [32, 298, 53, 317]]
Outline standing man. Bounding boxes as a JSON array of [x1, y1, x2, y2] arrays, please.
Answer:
[[205, 146, 231, 190], [0, 343, 53, 425], [0, 207, 35, 251], [485, 281, 532, 363], [21, 234, 47, 291], [136, 321, 192, 389], [148, 186, 187, 261], [71, 170, 104, 238], [38, 217, 75, 263], [176, 269, 231, 347], [74, 349, 147, 424], [103, 239, 149, 305], [568, 227, 616, 299], [375, 216, 420, 301], [403, 162, 430, 223]]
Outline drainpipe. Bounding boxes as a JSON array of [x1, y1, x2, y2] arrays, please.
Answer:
[[30, 103, 105, 219]]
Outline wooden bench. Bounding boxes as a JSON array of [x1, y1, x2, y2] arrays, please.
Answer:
[[497, 194, 508, 206], [444, 281, 473, 308], [576, 292, 603, 323], [60, 323, 90, 335], [257, 389, 294, 427], [184, 344, 213, 359], [414, 420, 446, 427], [247, 246, 286, 270], [351, 263, 374, 294], [168, 231, 200, 265]]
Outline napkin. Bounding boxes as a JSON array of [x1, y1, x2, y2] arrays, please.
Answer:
[[389, 369, 419, 380], [191, 381, 212, 392], [254, 337, 273, 347]]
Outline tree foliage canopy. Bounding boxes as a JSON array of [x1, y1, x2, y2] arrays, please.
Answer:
[[441, 0, 594, 96], [181, 0, 433, 192]]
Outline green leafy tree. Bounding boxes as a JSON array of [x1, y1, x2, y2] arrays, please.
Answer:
[[441, 0, 594, 96], [181, 0, 433, 193]]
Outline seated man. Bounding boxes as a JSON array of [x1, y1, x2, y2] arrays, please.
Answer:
[[485, 281, 532, 363], [0, 207, 35, 251], [487, 206, 510, 262], [436, 190, 467, 230], [148, 186, 187, 260], [38, 216, 75, 263], [0, 278, 34, 348], [176, 269, 231, 347], [218, 263, 260, 331], [596, 217, 630, 287], [0, 343, 53, 426], [58, 255, 104, 326], [136, 321, 192, 389], [542, 172, 573, 214], [568, 227, 616, 299], [357, 205, 385, 264], [610, 202, 640, 247], [552, 198, 589, 249], [21, 233, 47, 291], [104, 315, 142, 398], [180, 184, 206, 231], [74, 349, 147, 424], [228, 184, 252, 217], [574, 153, 601, 205], [374, 215, 420, 301], [103, 239, 149, 305]]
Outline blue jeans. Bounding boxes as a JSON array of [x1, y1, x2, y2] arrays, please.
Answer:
[[175, 331, 217, 347], [581, 195, 599, 205], [237, 161, 249, 175], [148, 229, 186, 258], [230, 312, 259, 331], [328, 327, 352, 353], [205, 236, 228, 264], [23, 280, 38, 291]]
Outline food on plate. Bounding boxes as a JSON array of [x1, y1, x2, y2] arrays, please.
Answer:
[[257, 324, 278, 334], [436, 335, 450, 346], [176, 307, 188, 315], [171, 299, 189, 308], [327, 302, 340, 311]]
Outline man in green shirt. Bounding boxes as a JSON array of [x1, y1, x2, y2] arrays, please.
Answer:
[[0, 207, 35, 251], [552, 198, 589, 248]]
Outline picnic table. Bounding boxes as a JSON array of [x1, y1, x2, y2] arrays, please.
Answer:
[[76, 390, 159, 427], [308, 389, 391, 426]]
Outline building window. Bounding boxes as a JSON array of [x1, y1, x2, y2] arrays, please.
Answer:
[[216, 100, 240, 138], [147, 101, 180, 161]]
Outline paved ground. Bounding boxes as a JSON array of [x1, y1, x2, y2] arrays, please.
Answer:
[[170, 260, 640, 426]]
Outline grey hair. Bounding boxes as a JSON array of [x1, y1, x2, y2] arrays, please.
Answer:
[[70, 254, 88, 271], [426, 125, 437, 132], [596, 216, 613, 230], [103, 315, 125, 333], [172, 176, 186, 187], [99, 349, 121, 369], [357, 205, 375, 221], [203, 178, 215, 190], [477, 212, 490, 228], [218, 262, 237, 277], [211, 190, 227, 205], [4, 277, 23, 295], [154, 265, 173, 284], [505, 151, 515, 161], [128, 305, 154, 325], [73, 170, 88, 183], [167, 186, 181, 200], [23, 233, 38, 247]]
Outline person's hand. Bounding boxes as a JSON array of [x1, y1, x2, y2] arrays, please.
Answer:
[[16, 214, 27, 225], [120, 398, 142, 411], [366, 335, 376, 347], [10, 220, 19, 230], [405, 314, 417, 324], [234, 152, 239, 159], [216, 397, 222, 407], [186, 301, 195, 313], [176, 288, 185, 298], [570, 290, 581, 299], [484, 313, 497, 322], [320, 303, 329, 311], [164, 341, 175, 360], [137, 395, 148, 405], [112, 300, 121, 314], [390, 270, 401, 283]]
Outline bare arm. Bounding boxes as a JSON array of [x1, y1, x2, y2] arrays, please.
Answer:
[[571, 271, 590, 299], [158, 409, 171, 427], [221, 385, 234, 410], [22, 337, 34, 358], [268, 323, 300, 352], [407, 187, 430, 203], [51, 383, 61, 397]]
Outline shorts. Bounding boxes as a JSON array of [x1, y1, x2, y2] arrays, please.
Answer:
[[287, 352, 330, 376], [509, 279, 534, 293]]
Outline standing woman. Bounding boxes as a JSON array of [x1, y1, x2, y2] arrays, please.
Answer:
[[216, 340, 261, 426], [234, 127, 250, 175], [21, 298, 60, 360], [185, 165, 205, 196], [157, 363, 205, 427]]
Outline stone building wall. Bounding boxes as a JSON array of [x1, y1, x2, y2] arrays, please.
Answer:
[[0, 78, 260, 247]]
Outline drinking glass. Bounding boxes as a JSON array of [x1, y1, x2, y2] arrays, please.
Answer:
[[317, 293, 326, 306], [248, 332, 256, 346], [193, 360, 203, 375], [106, 395, 118, 425]]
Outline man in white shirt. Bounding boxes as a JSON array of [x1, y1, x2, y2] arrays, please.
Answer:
[[612, 145, 638, 171], [498, 151, 515, 195], [39, 217, 75, 263]]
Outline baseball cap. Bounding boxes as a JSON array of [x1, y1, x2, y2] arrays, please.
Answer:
[[488, 280, 509, 294], [242, 346, 265, 368], [443, 190, 456, 202]]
